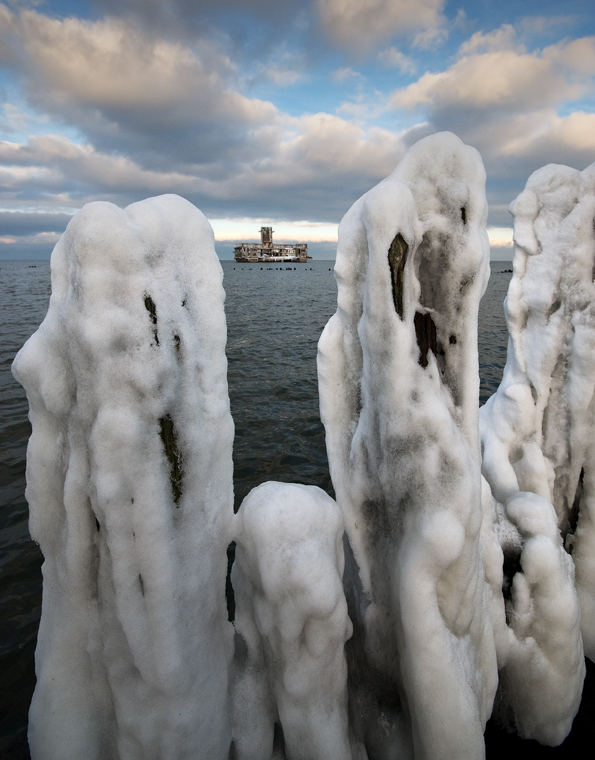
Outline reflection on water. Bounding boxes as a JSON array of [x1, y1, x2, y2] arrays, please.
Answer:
[[0, 260, 513, 757]]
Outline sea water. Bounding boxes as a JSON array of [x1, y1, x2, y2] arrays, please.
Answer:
[[4, 259, 579, 759]]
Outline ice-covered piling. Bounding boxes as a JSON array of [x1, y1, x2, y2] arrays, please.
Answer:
[[479, 163, 593, 741], [231, 482, 360, 760], [12, 195, 235, 760], [318, 132, 496, 759]]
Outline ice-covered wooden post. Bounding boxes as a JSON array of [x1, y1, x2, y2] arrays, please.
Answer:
[[317, 132, 497, 759], [230, 482, 358, 760], [479, 163, 592, 743], [12, 196, 235, 760]]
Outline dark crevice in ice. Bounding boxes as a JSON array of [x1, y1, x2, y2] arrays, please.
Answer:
[[564, 467, 584, 553], [226, 541, 236, 623], [461, 206, 467, 224], [502, 545, 522, 624], [144, 294, 159, 345], [273, 722, 286, 758], [159, 415, 183, 505], [387, 233, 408, 319], [414, 311, 438, 368], [139, 574, 145, 597], [546, 298, 561, 322]]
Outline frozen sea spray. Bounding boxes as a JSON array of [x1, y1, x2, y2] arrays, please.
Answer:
[[479, 163, 593, 742], [231, 482, 360, 760], [12, 195, 235, 760], [317, 132, 496, 760]]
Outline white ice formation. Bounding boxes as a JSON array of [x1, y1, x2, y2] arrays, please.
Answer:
[[12, 196, 235, 760], [14, 141, 595, 760], [231, 481, 360, 760], [318, 132, 498, 759], [479, 163, 594, 742]]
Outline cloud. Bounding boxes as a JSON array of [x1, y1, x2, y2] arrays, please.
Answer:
[[377, 46, 416, 74], [390, 30, 595, 224], [487, 226, 513, 247], [0, 4, 278, 165], [317, 0, 445, 53], [394, 33, 595, 111], [252, 48, 307, 87], [331, 67, 361, 83], [1, 7, 250, 111], [0, 102, 33, 133], [458, 24, 521, 56], [93, 0, 296, 38], [393, 50, 577, 111], [495, 110, 595, 162], [263, 68, 303, 86], [0, 210, 72, 235], [2, 3, 590, 249], [0, 111, 410, 224], [544, 36, 595, 75], [210, 218, 338, 242], [0, 135, 197, 198], [0, 3, 414, 225]]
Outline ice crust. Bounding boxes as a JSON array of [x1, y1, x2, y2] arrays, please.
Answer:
[[13, 141, 595, 760], [231, 482, 359, 760], [479, 163, 594, 741], [12, 196, 235, 760], [317, 132, 497, 759]]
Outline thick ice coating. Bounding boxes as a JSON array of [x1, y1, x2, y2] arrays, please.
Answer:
[[317, 132, 497, 759], [479, 163, 593, 741], [12, 195, 235, 760], [230, 482, 361, 760]]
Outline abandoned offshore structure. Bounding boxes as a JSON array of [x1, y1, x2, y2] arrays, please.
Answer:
[[234, 227, 310, 263]]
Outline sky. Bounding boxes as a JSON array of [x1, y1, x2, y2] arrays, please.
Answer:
[[0, 0, 594, 260]]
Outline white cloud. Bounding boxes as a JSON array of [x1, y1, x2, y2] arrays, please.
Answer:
[[2, 3, 590, 240], [0, 5, 276, 124], [543, 36, 595, 75], [0, 135, 198, 198], [0, 3, 410, 222], [393, 50, 577, 111], [458, 24, 521, 56], [378, 46, 416, 74], [317, 0, 446, 53], [331, 67, 361, 83], [0, 113, 410, 222], [394, 33, 595, 112], [264, 68, 303, 86], [487, 227, 513, 247], [389, 30, 595, 225], [495, 110, 595, 159], [0, 103, 32, 133], [211, 218, 338, 242]]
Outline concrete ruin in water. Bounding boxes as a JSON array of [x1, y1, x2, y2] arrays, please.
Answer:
[[234, 227, 310, 263]]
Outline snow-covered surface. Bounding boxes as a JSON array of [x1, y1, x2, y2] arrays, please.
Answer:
[[231, 481, 359, 760], [12, 195, 235, 760], [318, 132, 497, 759], [478, 163, 595, 741]]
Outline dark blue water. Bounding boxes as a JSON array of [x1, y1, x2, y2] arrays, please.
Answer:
[[3, 259, 590, 759]]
